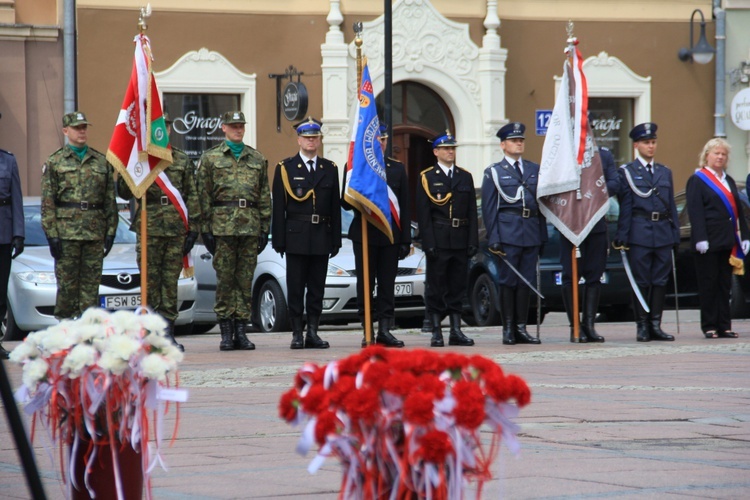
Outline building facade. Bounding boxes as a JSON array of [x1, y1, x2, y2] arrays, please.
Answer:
[[3, 0, 747, 205]]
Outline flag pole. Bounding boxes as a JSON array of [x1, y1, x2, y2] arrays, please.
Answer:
[[566, 21, 581, 342], [354, 24, 374, 347], [138, 7, 149, 313]]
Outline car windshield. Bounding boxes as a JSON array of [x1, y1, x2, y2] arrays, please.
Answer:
[[22, 205, 137, 246]]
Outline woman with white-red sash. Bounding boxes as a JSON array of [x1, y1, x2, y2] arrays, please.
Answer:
[[686, 138, 750, 339]]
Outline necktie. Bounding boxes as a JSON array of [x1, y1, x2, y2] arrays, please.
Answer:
[[513, 161, 522, 177], [646, 163, 653, 177], [448, 168, 453, 180], [307, 160, 315, 173]]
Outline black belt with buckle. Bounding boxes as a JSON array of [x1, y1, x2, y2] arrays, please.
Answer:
[[433, 217, 469, 228], [0, 198, 10, 206], [633, 209, 669, 221], [146, 195, 171, 206], [499, 207, 538, 218], [288, 213, 330, 224], [56, 201, 104, 210], [213, 199, 258, 209]]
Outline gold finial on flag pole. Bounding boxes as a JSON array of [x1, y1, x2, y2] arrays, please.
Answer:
[[138, 3, 151, 34]]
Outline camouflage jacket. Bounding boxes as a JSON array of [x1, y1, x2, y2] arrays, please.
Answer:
[[117, 147, 201, 236], [196, 142, 271, 236], [41, 145, 118, 241]]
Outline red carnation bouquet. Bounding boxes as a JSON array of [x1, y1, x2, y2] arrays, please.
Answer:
[[279, 346, 531, 499]]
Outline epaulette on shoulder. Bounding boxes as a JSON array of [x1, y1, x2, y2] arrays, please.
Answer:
[[618, 164, 629, 169], [0, 148, 13, 156], [420, 166, 435, 175], [455, 165, 469, 173], [88, 147, 106, 158]]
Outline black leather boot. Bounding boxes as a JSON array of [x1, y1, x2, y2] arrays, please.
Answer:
[[514, 286, 541, 344], [430, 313, 444, 347], [164, 319, 185, 352], [376, 318, 405, 347], [562, 284, 585, 343], [448, 313, 474, 346], [219, 319, 235, 351], [234, 319, 255, 350], [290, 317, 304, 349], [648, 285, 674, 341], [0, 343, 9, 360], [634, 287, 650, 342], [305, 315, 330, 349], [500, 286, 515, 345], [581, 285, 605, 342]]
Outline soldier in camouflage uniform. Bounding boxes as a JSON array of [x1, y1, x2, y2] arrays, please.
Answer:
[[117, 113, 200, 351], [197, 111, 271, 351], [41, 111, 118, 320]]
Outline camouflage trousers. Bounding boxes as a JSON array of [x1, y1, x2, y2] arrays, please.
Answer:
[[54, 239, 104, 319], [136, 234, 183, 321], [213, 235, 258, 321]]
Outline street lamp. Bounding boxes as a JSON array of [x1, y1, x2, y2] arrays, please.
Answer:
[[678, 9, 715, 65]]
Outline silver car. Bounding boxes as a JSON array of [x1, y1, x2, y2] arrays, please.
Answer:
[[192, 209, 427, 332], [1, 198, 197, 341]]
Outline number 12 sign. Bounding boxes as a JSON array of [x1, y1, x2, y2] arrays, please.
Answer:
[[535, 109, 552, 136]]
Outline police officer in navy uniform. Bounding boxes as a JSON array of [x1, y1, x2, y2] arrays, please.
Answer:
[[0, 144, 25, 359], [416, 130, 477, 347], [481, 122, 544, 345], [614, 122, 679, 342], [272, 117, 341, 349], [559, 146, 619, 343], [342, 124, 410, 348]]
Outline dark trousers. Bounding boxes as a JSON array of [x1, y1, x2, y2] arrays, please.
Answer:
[[694, 249, 732, 333], [352, 242, 399, 321], [498, 244, 539, 287], [425, 248, 467, 316], [0, 243, 10, 320], [286, 253, 329, 318], [628, 244, 672, 287], [560, 230, 607, 288]]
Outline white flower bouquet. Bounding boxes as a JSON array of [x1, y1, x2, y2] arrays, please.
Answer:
[[10, 308, 186, 500]]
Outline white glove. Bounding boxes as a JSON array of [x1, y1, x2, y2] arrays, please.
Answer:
[[696, 241, 709, 254], [743, 240, 750, 255]]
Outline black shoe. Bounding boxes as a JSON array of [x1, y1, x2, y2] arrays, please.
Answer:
[[448, 313, 474, 346], [376, 330, 405, 348], [647, 286, 674, 341], [305, 316, 329, 349], [429, 313, 444, 347], [234, 319, 255, 350], [290, 317, 304, 349], [163, 319, 185, 352], [581, 286, 605, 343], [219, 319, 235, 351], [515, 325, 541, 344]]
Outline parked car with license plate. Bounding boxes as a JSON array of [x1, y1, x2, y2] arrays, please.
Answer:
[[1, 197, 197, 341], [191, 209, 428, 332]]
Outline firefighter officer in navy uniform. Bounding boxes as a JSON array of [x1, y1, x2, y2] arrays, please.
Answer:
[[342, 124, 410, 348], [272, 117, 341, 349], [481, 122, 544, 346], [559, 145, 620, 343], [613, 122, 679, 342], [0, 143, 24, 359], [416, 130, 477, 347]]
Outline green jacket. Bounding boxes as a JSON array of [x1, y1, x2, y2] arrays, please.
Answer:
[[117, 147, 201, 236], [196, 142, 271, 236], [41, 145, 118, 240]]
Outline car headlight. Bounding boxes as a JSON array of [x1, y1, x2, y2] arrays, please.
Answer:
[[415, 255, 426, 275], [16, 271, 58, 284], [327, 262, 354, 277]]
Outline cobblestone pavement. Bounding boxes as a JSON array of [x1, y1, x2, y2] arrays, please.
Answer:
[[1, 311, 749, 499]]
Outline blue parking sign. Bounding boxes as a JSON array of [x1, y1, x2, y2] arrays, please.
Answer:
[[536, 110, 552, 136]]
